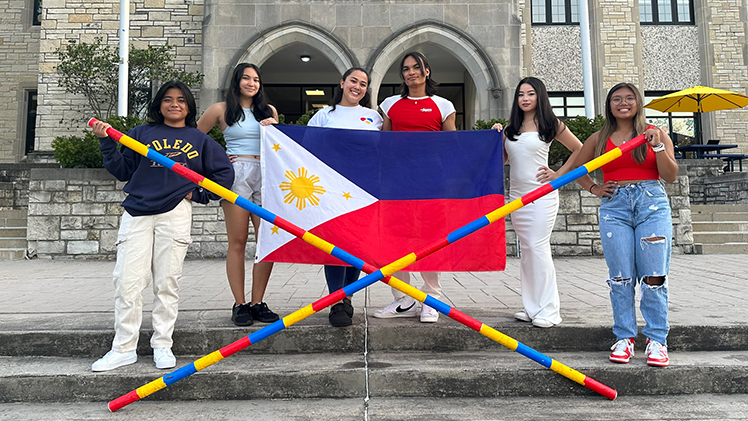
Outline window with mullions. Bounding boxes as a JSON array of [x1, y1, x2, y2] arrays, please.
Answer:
[[532, 0, 580, 25], [639, 0, 694, 25], [644, 92, 700, 143], [32, 0, 42, 26], [548, 93, 586, 119]]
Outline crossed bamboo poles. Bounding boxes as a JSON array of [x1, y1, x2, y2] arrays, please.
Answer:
[[90, 119, 642, 411]]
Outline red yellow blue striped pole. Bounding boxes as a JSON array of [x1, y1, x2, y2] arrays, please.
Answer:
[[94, 119, 642, 410]]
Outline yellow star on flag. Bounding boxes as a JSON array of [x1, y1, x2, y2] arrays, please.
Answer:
[[342, 192, 352, 200], [272, 143, 281, 152], [271, 226, 279, 234]]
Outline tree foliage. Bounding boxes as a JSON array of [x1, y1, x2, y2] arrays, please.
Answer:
[[56, 40, 204, 119]]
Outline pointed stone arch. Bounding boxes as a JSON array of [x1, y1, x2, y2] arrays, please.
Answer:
[[228, 21, 357, 89], [366, 21, 502, 121]]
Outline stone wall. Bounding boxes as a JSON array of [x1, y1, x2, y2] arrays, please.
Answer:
[[0, 163, 60, 209], [679, 158, 748, 204], [0, 0, 41, 162], [505, 171, 694, 257], [26, 168, 238, 259], [24, 167, 694, 259]]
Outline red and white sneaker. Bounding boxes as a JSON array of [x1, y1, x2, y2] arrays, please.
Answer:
[[645, 339, 669, 367], [609, 338, 635, 363]]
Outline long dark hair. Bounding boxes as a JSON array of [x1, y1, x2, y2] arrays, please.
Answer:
[[225, 63, 274, 126], [596, 82, 649, 163], [148, 80, 197, 128], [399, 51, 438, 97], [331, 67, 373, 111], [505, 77, 558, 143]]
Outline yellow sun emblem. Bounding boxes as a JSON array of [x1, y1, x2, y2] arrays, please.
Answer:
[[279, 167, 326, 210]]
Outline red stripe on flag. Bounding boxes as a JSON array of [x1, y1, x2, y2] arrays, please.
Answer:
[[414, 238, 451, 260], [520, 184, 554, 205], [312, 289, 347, 312], [448, 308, 483, 332], [274, 217, 307, 238], [219, 337, 251, 358], [172, 163, 205, 185]]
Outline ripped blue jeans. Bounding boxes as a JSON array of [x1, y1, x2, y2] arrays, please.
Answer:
[[599, 180, 671, 345]]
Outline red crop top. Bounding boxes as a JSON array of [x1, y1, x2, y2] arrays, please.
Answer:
[[600, 137, 659, 182]]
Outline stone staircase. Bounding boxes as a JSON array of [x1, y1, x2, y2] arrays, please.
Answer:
[[0, 208, 27, 260], [1, 311, 747, 407], [691, 204, 748, 254]]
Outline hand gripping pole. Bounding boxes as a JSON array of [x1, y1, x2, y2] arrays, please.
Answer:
[[91, 119, 640, 410]]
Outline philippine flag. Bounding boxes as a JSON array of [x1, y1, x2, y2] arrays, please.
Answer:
[[257, 125, 506, 272]]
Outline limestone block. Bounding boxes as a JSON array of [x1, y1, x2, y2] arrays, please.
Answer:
[[67, 241, 100, 254], [71, 203, 107, 215], [566, 214, 598, 225], [61, 230, 88, 240], [27, 216, 60, 240], [29, 203, 71, 216], [60, 216, 82, 230], [199, 241, 228, 258], [550, 231, 577, 245], [95, 190, 126, 203], [54, 191, 82, 203], [80, 216, 119, 229], [36, 240, 65, 254], [44, 180, 66, 191], [100, 229, 118, 253], [558, 192, 580, 213], [553, 245, 590, 256], [144, 0, 165, 8], [29, 190, 52, 203], [142, 26, 164, 38], [69, 14, 93, 23], [188, 5, 203, 16], [202, 221, 227, 235]]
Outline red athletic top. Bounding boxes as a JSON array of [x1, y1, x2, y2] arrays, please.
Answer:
[[379, 95, 456, 132], [600, 137, 659, 182]]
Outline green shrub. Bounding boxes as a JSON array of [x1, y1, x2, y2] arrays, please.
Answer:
[[549, 115, 606, 166], [52, 115, 145, 168], [472, 118, 508, 130], [293, 109, 318, 126], [207, 125, 226, 150]]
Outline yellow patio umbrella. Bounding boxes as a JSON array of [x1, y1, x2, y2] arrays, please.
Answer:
[[644, 85, 748, 143], [645, 85, 748, 113]]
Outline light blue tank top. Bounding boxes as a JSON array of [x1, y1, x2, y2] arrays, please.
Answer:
[[222, 108, 261, 155]]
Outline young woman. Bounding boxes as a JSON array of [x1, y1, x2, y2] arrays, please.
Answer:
[[307, 67, 383, 327], [197, 63, 280, 327], [375, 52, 456, 323], [91, 81, 234, 371], [575, 82, 678, 366], [492, 77, 588, 328]]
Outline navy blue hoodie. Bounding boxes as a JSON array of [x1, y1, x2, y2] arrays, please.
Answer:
[[99, 123, 234, 216]]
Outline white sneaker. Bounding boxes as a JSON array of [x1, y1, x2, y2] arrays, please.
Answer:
[[420, 305, 439, 323], [514, 310, 532, 322], [373, 296, 418, 318], [153, 348, 176, 369], [91, 349, 137, 372]]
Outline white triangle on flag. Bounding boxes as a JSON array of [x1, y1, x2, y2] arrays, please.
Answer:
[[256, 125, 378, 262]]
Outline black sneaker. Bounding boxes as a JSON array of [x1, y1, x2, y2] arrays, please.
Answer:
[[250, 302, 280, 323], [342, 297, 354, 318], [329, 303, 353, 327], [231, 303, 253, 326]]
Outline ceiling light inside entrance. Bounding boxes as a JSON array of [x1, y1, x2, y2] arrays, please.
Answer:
[[305, 90, 325, 96], [300, 55, 311, 62]]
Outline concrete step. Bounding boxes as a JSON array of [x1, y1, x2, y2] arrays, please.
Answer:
[[692, 212, 748, 222], [3, 395, 748, 421], [0, 209, 26, 220], [0, 228, 26, 238], [691, 221, 748, 232], [0, 249, 26, 260], [1, 351, 748, 403], [695, 243, 748, 254], [0, 237, 26, 248], [691, 204, 748, 214], [1, 312, 746, 357], [692, 232, 748, 244]]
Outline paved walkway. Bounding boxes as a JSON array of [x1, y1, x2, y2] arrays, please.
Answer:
[[1, 254, 746, 327]]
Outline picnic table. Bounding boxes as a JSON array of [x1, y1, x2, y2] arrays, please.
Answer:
[[674, 144, 747, 172]]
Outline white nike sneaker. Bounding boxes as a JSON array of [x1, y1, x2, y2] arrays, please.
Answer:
[[153, 347, 176, 369], [420, 305, 439, 323], [373, 296, 418, 318]]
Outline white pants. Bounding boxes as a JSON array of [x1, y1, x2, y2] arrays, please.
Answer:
[[511, 194, 562, 324], [111, 199, 192, 352], [391, 271, 441, 301]]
